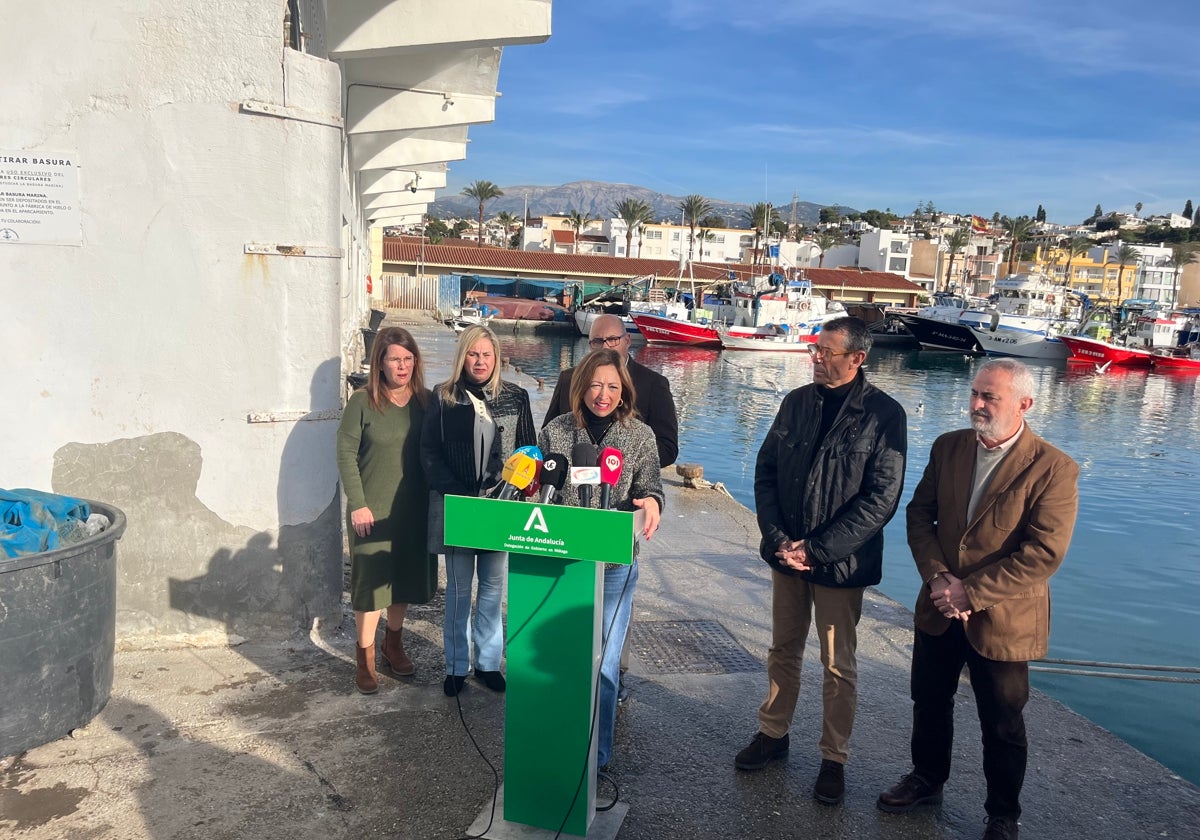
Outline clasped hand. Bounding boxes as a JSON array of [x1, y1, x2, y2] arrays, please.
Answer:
[[775, 539, 813, 572], [930, 572, 972, 622]]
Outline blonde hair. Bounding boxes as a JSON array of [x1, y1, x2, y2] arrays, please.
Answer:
[[440, 324, 502, 402]]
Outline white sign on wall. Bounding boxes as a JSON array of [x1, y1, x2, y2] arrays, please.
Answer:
[[0, 150, 82, 246]]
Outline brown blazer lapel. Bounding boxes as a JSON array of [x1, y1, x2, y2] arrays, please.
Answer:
[[964, 428, 1037, 533], [946, 432, 977, 534]]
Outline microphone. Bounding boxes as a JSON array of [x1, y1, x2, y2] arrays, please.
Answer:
[[599, 447, 624, 510], [538, 453, 568, 504], [495, 451, 539, 500], [520, 460, 543, 500], [570, 442, 600, 508]]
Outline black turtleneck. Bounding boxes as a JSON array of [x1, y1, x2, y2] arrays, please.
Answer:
[[582, 406, 616, 448], [817, 378, 855, 444]]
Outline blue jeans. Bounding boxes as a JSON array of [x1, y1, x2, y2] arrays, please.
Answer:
[[598, 560, 638, 769], [443, 548, 507, 676]]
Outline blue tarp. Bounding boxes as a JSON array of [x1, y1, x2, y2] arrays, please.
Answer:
[[0, 488, 90, 558]]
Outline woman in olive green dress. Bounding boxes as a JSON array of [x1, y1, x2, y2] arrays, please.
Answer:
[[336, 327, 435, 694]]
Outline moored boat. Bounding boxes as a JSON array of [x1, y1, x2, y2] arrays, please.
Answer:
[[895, 313, 984, 353], [719, 326, 814, 352], [1151, 345, 1200, 372], [967, 325, 1071, 360], [629, 312, 722, 347], [1058, 335, 1153, 368]]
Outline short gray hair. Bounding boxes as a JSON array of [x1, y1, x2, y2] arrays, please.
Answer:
[[978, 358, 1034, 401]]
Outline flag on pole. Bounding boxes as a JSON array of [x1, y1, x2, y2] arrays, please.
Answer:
[[971, 215, 989, 232]]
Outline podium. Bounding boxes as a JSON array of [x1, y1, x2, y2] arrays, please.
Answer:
[[444, 495, 633, 837]]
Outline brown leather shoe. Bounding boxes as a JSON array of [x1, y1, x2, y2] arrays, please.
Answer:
[[381, 627, 414, 676], [876, 772, 943, 813], [355, 643, 379, 694]]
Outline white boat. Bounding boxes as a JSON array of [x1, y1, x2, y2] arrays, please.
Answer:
[[719, 324, 814, 352], [963, 274, 1083, 359], [446, 305, 493, 332]]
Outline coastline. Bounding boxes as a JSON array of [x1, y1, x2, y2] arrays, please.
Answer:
[[5, 309, 1197, 839]]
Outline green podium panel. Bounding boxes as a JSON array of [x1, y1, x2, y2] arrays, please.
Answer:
[[444, 496, 633, 837]]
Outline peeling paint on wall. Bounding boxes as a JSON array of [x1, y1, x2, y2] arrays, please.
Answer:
[[52, 432, 342, 643]]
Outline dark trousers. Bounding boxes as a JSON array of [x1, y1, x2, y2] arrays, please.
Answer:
[[910, 621, 1029, 819]]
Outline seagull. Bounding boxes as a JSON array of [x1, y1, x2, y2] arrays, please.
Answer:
[[1095, 360, 1113, 374], [915, 401, 924, 413]]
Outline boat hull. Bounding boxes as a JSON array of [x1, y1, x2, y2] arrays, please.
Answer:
[[1058, 335, 1153, 368], [720, 332, 813, 352], [1150, 351, 1200, 371], [968, 327, 1071, 360], [629, 313, 722, 347], [896, 314, 984, 353]]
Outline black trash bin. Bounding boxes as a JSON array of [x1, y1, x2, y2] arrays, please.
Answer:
[[0, 500, 127, 757], [368, 308, 386, 331]]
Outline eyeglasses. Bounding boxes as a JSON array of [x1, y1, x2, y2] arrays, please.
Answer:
[[807, 344, 856, 360], [588, 335, 625, 348]]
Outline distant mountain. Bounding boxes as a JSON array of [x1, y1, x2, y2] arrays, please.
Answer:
[[429, 180, 857, 228]]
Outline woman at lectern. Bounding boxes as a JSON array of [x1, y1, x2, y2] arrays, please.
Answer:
[[421, 325, 536, 697], [538, 348, 664, 770]]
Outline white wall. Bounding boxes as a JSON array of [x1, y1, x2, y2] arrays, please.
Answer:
[[1, 3, 347, 639]]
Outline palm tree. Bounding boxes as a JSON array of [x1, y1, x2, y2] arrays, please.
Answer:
[[1002, 216, 1036, 276], [461, 180, 503, 248], [943, 227, 971, 292], [1167, 243, 1200, 307], [679, 194, 714, 263], [1114, 244, 1141, 303], [815, 233, 838, 268], [565, 208, 594, 255], [495, 211, 518, 249], [612, 198, 655, 258], [743, 202, 779, 265], [1062, 236, 1091, 290]]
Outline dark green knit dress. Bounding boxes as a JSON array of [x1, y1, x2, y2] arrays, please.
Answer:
[[336, 389, 435, 610]]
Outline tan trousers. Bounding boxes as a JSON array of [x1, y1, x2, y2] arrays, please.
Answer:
[[757, 570, 864, 764]]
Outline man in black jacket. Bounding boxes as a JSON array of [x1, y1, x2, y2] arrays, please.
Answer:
[[735, 317, 907, 808], [543, 313, 678, 468]]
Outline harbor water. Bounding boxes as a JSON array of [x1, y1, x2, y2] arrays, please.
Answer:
[[494, 328, 1200, 785]]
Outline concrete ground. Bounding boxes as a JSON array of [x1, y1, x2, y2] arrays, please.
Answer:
[[3, 311, 1197, 839]]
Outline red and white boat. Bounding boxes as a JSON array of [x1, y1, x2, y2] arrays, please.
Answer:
[[1058, 335, 1153, 368], [629, 312, 722, 347], [1151, 346, 1200, 372], [720, 327, 816, 352]]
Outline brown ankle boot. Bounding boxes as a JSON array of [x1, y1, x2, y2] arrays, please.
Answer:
[[355, 643, 378, 694], [382, 627, 414, 676]]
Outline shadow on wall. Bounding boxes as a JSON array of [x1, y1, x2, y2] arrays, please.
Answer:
[[51, 359, 344, 641]]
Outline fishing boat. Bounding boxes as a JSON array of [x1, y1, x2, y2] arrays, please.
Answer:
[[893, 291, 987, 352], [629, 311, 722, 347], [1058, 335, 1154, 368], [967, 326, 1071, 360], [719, 324, 813, 352], [1151, 346, 1200, 372]]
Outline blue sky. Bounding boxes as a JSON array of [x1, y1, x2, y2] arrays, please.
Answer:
[[444, 1, 1200, 225]]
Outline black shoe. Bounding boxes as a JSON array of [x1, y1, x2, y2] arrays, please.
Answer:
[[983, 816, 1019, 840], [876, 771, 944, 813], [443, 675, 467, 697], [813, 759, 845, 805], [617, 680, 630, 705], [475, 670, 506, 693], [734, 731, 789, 771]]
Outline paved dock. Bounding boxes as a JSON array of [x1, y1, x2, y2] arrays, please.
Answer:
[[3, 311, 1197, 839]]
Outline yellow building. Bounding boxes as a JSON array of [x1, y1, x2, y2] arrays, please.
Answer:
[[1026, 246, 1127, 302]]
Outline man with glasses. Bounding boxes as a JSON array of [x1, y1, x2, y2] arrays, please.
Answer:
[[736, 316, 907, 810], [543, 313, 678, 469]]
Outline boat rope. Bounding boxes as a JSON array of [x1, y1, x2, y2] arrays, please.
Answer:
[[1031, 657, 1200, 684]]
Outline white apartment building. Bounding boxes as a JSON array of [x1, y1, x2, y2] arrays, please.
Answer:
[[859, 228, 914, 277]]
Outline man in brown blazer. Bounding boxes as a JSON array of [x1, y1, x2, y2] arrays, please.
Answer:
[[877, 359, 1079, 840]]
